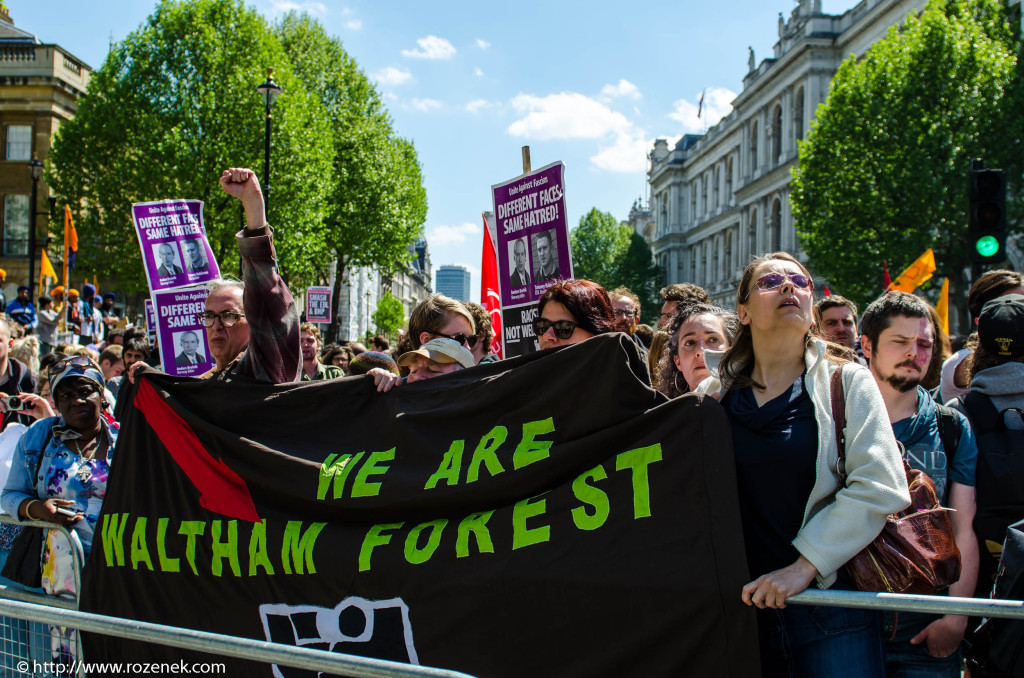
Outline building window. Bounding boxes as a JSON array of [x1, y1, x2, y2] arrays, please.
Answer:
[[690, 184, 697, 224], [750, 121, 759, 175], [725, 158, 733, 202], [3, 194, 30, 256], [700, 175, 708, 218], [748, 208, 758, 256], [713, 167, 721, 210], [771, 105, 783, 165], [770, 199, 782, 251], [5, 125, 32, 161], [794, 87, 805, 142], [724, 229, 734, 280]]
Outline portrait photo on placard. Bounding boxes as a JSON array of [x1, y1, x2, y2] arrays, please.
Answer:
[[152, 242, 184, 278], [531, 228, 558, 282], [173, 329, 207, 367], [182, 238, 210, 273], [507, 236, 530, 289]]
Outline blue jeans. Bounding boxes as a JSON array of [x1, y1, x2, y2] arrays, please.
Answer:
[[757, 589, 885, 678], [885, 611, 962, 678]]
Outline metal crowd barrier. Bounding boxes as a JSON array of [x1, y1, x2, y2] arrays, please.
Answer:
[[0, 598, 476, 678], [790, 588, 1024, 619], [0, 514, 86, 677]]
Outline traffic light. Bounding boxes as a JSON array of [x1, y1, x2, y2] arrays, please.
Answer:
[[968, 161, 1006, 265]]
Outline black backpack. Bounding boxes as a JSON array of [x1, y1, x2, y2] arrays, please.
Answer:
[[965, 518, 1024, 678], [956, 390, 1024, 598]]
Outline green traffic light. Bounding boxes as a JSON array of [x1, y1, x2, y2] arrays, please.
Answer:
[[976, 235, 1000, 257]]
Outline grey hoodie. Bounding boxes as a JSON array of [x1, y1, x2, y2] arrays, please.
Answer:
[[949, 362, 1024, 430]]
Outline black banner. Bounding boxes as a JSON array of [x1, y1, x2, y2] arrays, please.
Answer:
[[81, 334, 758, 676]]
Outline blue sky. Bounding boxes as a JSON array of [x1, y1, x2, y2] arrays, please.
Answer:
[[12, 0, 859, 303]]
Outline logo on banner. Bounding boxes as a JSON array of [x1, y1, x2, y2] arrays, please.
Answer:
[[260, 597, 418, 677]]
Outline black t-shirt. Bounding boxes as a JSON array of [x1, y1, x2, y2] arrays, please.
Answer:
[[722, 373, 818, 579]]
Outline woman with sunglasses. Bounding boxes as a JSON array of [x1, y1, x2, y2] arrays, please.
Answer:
[[694, 252, 909, 677], [2, 355, 119, 666], [534, 279, 616, 351], [392, 295, 476, 374]]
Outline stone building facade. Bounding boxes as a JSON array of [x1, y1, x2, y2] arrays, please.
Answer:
[[0, 7, 90, 296], [635, 0, 929, 306]]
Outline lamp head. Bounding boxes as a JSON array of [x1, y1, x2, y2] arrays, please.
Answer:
[[256, 66, 283, 109]]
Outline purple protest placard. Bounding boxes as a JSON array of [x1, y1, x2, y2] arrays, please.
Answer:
[[491, 161, 572, 358], [144, 300, 157, 347], [306, 286, 332, 324], [133, 200, 221, 292], [151, 286, 214, 378]]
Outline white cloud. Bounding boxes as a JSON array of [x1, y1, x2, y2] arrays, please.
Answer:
[[476, 38, 490, 50], [372, 67, 412, 86], [590, 128, 650, 173], [507, 91, 649, 173], [411, 97, 443, 112], [346, 19, 362, 30], [401, 35, 457, 60], [508, 92, 633, 140], [466, 99, 493, 113], [600, 79, 641, 101], [474, 67, 484, 77], [668, 86, 736, 133], [269, 0, 326, 15], [427, 223, 479, 246]]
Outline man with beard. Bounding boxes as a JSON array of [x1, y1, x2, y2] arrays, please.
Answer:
[[299, 322, 343, 381], [609, 287, 640, 336], [859, 291, 979, 676]]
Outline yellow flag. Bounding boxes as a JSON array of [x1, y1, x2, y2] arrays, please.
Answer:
[[936, 277, 950, 335], [39, 250, 57, 297], [890, 249, 937, 293]]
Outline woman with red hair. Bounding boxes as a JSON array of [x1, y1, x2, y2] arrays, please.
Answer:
[[533, 279, 616, 350]]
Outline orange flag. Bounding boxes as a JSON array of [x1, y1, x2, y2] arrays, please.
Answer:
[[890, 249, 936, 293], [63, 204, 78, 286], [936, 277, 950, 335]]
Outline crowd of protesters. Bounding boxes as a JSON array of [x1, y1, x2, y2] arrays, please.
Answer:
[[0, 166, 1019, 677]]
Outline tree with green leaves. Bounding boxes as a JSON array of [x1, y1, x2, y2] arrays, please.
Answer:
[[792, 0, 1021, 323], [570, 208, 662, 324], [372, 291, 405, 340], [274, 13, 427, 340], [48, 0, 334, 293]]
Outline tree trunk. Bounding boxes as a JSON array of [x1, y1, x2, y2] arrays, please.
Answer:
[[326, 252, 347, 344]]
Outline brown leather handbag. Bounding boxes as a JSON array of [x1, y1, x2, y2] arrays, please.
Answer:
[[830, 365, 962, 594]]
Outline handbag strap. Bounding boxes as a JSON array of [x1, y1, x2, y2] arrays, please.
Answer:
[[830, 364, 848, 484]]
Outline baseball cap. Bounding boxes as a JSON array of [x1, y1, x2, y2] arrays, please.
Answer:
[[397, 337, 475, 369], [978, 293, 1024, 358]]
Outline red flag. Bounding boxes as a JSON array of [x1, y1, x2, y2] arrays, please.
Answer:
[[481, 213, 503, 359], [883, 260, 892, 291], [823, 285, 831, 297]]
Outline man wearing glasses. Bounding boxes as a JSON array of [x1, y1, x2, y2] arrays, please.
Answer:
[[609, 287, 641, 336], [187, 168, 300, 383]]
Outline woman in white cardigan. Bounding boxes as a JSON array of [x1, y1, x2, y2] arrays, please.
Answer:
[[694, 252, 909, 677]]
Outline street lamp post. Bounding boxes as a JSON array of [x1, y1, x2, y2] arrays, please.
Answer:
[[27, 154, 44, 297], [255, 67, 283, 221]]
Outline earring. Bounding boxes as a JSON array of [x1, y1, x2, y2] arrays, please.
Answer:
[[674, 371, 686, 394]]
